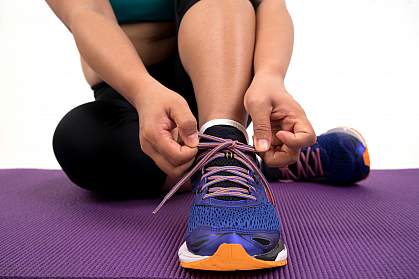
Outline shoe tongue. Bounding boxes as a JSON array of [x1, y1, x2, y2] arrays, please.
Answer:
[[200, 125, 252, 201]]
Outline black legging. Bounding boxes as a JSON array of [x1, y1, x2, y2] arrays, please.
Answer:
[[53, 52, 197, 197]]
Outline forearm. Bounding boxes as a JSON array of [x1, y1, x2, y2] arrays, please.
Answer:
[[47, 1, 154, 108], [69, 11, 152, 107], [253, 0, 294, 80]]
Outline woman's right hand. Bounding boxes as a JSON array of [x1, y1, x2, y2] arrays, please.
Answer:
[[135, 80, 199, 178]]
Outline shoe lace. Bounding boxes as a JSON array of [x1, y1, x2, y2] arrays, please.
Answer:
[[152, 133, 275, 214], [280, 146, 324, 180]]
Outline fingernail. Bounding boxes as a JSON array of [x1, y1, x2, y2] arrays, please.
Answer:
[[187, 133, 199, 147], [256, 139, 269, 151]]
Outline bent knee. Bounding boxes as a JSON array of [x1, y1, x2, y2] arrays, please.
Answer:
[[52, 102, 165, 196], [53, 102, 107, 189], [53, 102, 104, 165]]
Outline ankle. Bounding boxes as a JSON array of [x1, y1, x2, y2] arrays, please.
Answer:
[[200, 119, 248, 144], [199, 113, 247, 129]]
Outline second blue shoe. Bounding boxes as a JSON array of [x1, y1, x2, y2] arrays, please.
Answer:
[[263, 127, 370, 185]]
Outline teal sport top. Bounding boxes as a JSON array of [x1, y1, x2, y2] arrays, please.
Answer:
[[109, 0, 175, 24]]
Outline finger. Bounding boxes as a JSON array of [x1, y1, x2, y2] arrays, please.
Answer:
[[141, 114, 197, 166], [169, 100, 198, 148], [155, 152, 195, 178], [261, 145, 299, 167], [153, 130, 198, 166], [246, 100, 273, 152], [144, 138, 195, 177], [139, 135, 155, 158], [275, 121, 316, 149], [171, 127, 179, 142], [270, 130, 283, 146], [140, 138, 174, 174]]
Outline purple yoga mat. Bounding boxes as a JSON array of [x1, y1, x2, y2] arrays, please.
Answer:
[[0, 168, 418, 279]]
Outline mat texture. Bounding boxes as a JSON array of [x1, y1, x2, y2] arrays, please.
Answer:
[[0, 169, 418, 279]]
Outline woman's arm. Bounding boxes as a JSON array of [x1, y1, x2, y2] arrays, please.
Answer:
[[244, 0, 316, 166], [253, 0, 293, 78], [46, 0, 153, 108], [47, 0, 199, 178]]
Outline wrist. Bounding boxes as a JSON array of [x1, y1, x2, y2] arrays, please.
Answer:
[[254, 68, 285, 81], [253, 69, 286, 90], [127, 74, 158, 110]]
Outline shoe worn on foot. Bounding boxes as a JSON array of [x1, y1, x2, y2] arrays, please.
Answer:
[[263, 127, 370, 185], [153, 133, 287, 271]]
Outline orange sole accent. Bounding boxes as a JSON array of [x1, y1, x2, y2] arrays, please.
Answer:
[[349, 128, 370, 167], [363, 148, 370, 167], [180, 244, 287, 271]]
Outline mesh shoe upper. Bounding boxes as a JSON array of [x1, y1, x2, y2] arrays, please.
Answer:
[[187, 201, 279, 234], [152, 133, 283, 257], [263, 129, 370, 184]]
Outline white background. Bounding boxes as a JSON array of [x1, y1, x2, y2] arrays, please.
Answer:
[[1, 0, 418, 169]]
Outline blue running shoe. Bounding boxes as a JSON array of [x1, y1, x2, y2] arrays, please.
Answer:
[[263, 127, 370, 185], [153, 134, 287, 271]]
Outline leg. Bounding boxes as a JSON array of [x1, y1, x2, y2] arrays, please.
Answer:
[[177, 0, 256, 127], [53, 84, 167, 198]]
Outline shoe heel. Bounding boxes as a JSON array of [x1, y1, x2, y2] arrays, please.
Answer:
[[326, 127, 370, 167]]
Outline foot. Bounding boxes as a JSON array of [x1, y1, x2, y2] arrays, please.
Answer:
[[263, 127, 370, 185], [153, 126, 287, 271]]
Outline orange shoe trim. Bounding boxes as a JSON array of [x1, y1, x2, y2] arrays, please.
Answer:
[[362, 148, 370, 167], [180, 243, 287, 271], [348, 128, 370, 167]]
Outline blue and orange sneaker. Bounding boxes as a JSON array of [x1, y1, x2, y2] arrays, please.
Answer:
[[263, 127, 370, 185], [153, 132, 287, 271]]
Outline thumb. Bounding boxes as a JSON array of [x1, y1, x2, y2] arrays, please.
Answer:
[[170, 101, 198, 148], [248, 105, 272, 152]]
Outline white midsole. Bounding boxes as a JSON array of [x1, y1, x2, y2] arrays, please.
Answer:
[[178, 241, 288, 263]]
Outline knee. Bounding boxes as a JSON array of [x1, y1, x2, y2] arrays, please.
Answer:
[[52, 102, 104, 191], [53, 101, 166, 196]]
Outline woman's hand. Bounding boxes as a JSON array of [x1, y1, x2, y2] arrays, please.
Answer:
[[244, 72, 316, 167], [135, 80, 198, 178]]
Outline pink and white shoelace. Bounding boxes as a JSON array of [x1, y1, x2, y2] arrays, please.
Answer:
[[280, 146, 324, 180], [152, 134, 275, 214]]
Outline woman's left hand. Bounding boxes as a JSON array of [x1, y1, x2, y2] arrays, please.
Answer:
[[244, 72, 316, 167]]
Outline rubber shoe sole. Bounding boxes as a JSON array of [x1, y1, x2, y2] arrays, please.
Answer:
[[178, 242, 287, 271]]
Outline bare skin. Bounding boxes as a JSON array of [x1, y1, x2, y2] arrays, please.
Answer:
[[179, 0, 316, 166], [81, 22, 177, 86], [245, 0, 316, 166], [47, 0, 316, 182], [178, 0, 255, 127]]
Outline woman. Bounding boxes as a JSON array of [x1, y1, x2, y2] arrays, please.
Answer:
[[47, 0, 369, 271]]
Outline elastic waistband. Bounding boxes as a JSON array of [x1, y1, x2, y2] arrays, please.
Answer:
[[91, 81, 107, 92], [91, 82, 129, 103]]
